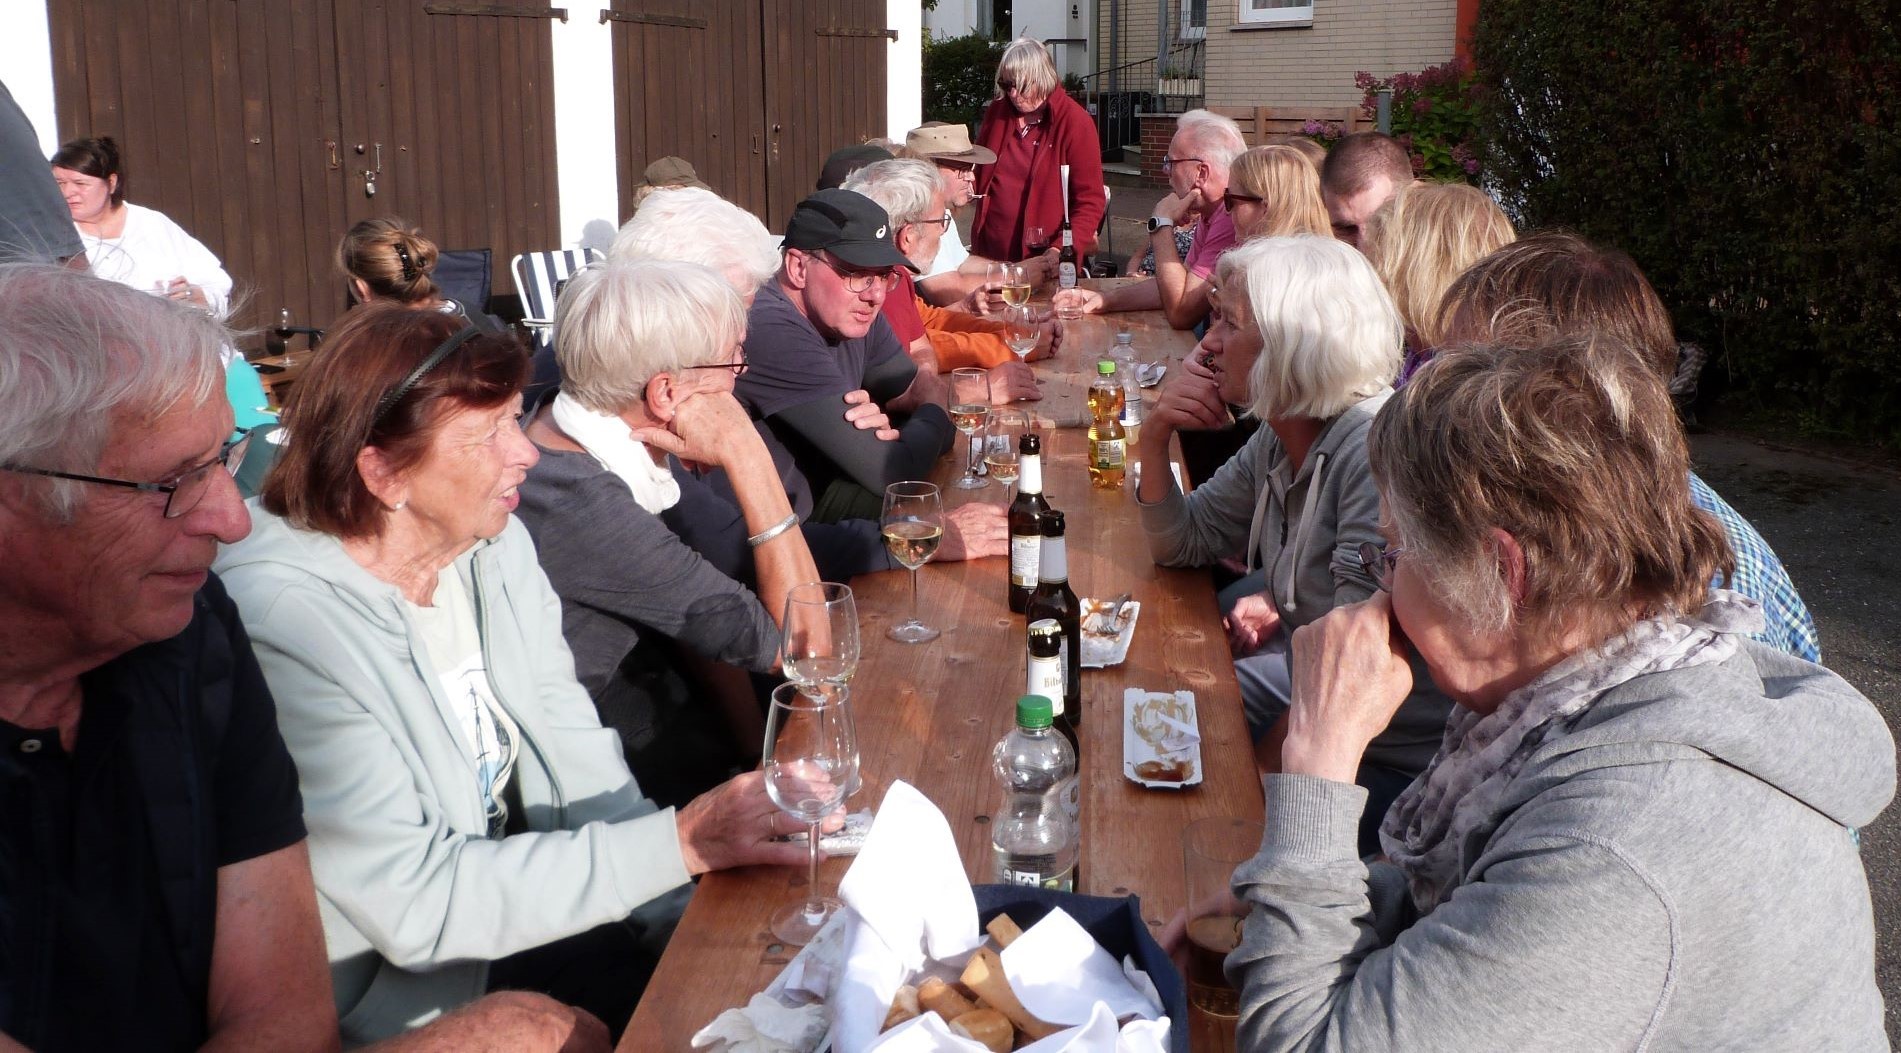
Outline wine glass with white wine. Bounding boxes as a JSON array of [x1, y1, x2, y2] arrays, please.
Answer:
[[984, 409, 1028, 497], [999, 262, 1033, 309], [1004, 304, 1040, 364], [949, 368, 992, 490], [881, 481, 943, 643], [762, 681, 859, 945]]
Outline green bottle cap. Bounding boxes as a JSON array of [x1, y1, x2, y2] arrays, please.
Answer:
[[1096, 360, 1116, 375], [1016, 694, 1055, 729]]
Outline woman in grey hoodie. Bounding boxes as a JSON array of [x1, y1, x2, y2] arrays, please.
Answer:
[[1230, 334, 1893, 1049], [1135, 235, 1452, 851]]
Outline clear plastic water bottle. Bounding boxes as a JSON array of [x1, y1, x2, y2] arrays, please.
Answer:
[[990, 695, 1078, 890], [1112, 331, 1144, 431]]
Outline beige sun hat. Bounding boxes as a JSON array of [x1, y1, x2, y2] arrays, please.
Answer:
[[905, 121, 998, 165]]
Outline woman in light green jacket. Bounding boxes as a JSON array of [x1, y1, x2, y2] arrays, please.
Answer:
[[215, 303, 834, 1047]]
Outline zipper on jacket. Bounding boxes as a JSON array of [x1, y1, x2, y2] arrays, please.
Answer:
[[468, 549, 569, 826]]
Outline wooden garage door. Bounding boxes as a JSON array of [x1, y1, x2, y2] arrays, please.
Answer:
[[610, 0, 889, 233], [48, 0, 560, 336]]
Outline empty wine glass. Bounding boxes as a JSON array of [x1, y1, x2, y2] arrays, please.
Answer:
[[782, 582, 859, 701], [763, 681, 859, 945], [881, 481, 943, 643], [1004, 304, 1040, 363], [950, 368, 992, 490]]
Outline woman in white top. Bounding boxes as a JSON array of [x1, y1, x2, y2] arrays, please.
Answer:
[[51, 136, 233, 315]]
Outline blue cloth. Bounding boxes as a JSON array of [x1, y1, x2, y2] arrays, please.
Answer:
[[1690, 471, 1820, 662], [224, 357, 278, 433]]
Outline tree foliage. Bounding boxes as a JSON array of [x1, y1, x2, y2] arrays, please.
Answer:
[[923, 31, 1006, 133], [1473, 0, 1901, 443]]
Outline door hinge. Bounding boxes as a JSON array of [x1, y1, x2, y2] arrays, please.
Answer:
[[599, 10, 706, 28], [423, 3, 568, 20], [817, 26, 898, 40]]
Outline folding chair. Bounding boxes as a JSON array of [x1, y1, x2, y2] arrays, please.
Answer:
[[509, 247, 602, 346]]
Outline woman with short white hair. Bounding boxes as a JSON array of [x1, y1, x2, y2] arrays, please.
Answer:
[[1134, 235, 1452, 851], [515, 257, 823, 807], [608, 186, 780, 300]]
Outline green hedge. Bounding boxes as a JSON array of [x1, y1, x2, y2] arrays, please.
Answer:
[[923, 32, 1006, 133], [1473, 0, 1901, 444]]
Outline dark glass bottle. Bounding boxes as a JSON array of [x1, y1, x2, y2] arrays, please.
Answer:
[[1007, 433, 1051, 613], [1057, 218, 1078, 290], [1023, 510, 1081, 731]]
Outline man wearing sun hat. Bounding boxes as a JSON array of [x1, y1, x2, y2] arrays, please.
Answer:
[[734, 189, 953, 522], [906, 121, 1056, 308]]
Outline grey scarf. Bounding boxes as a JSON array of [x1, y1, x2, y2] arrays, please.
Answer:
[[1378, 590, 1766, 912]]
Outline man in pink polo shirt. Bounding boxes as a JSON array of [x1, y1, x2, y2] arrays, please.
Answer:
[[1051, 109, 1249, 330]]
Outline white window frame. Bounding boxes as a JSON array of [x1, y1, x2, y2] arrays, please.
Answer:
[[1235, 0, 1314, 28], [1178, 0, 1207, 40]]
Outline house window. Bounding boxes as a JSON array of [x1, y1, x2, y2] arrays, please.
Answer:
[[1179, 0, 1207, 40], [1236, 0, 1312, 27]]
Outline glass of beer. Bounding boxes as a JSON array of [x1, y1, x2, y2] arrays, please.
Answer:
[[1182, 816, 1264, 1017]]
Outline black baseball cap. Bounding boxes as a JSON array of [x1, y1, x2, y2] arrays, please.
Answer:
[[817, 144, 894, 191], [782, 189, 918, 273]]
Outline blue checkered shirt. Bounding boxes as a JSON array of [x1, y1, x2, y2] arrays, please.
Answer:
[[1689, 472, 1821, 662]]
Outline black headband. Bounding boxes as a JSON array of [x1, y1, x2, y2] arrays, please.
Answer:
[[370, 325, 482, 428], [394, 243, 416, 281]]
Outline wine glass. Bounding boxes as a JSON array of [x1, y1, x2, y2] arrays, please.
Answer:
[[782, 581, 859, 700], [763, 681, 859, 945], [999, 262, 1033, 310], [1025, 224, 1052, 259], [882, 481, 943, 643], [1004, 304, 1040, 364], [949, 368, 992, 490], [984, 409, 1028, 497]]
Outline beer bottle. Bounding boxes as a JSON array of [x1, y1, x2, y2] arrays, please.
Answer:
[[1007, 433, 1051, 612], [1026, 619, 1076, 750], [1023, 511, 1081, 727], [1057, 217, 1078, 290]]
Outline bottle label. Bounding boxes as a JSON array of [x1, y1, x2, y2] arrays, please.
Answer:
[[1011, 535, 1041, 588], [1093, 438, 1126, 470], [1002, 867, 1075, 891], [1028, 655, 1065, 716], [1058, 262, 1077, 289]]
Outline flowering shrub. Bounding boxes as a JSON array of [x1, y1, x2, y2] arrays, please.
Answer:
[[1349, 62, 1486, 183]]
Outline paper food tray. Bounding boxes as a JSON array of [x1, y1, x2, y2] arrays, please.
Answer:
[[1122, 689, 1202, 789], [1079, 598, 1139, 668]]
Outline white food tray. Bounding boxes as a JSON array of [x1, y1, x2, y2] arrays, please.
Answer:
[[1122, 689, 1202, 789]]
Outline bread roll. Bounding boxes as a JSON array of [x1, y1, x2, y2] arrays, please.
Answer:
[[960, 947, 1062, 1039], [918, 976, 979, 1021], [881, 983, 920, 1031], [949, 1007, 1014, 1052], [985, 913, 1024, 948]]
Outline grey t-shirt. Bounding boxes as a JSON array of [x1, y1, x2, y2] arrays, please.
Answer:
[[0, 82, 82, 262]]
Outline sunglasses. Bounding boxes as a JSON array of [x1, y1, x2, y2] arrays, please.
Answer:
[[1222, 191, 1264, 211]]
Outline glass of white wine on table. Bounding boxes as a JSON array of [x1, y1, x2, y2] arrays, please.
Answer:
[[949, 367, 992, 490], [881, 481, 943, 643], [984, 408, 1028, 497], [762, 681, 859, 945], [1004, 304, 1039, 364], [999, 261, 1033, 309], [781, 581, 862, 795]]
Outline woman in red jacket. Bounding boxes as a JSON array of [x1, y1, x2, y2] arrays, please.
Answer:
[[971, 38, 1107, 265]]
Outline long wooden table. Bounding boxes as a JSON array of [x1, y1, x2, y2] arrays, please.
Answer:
[[619, 301, 1261, 1051]]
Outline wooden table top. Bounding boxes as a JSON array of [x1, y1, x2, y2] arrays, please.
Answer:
[[618, 301, 1257, 1052]]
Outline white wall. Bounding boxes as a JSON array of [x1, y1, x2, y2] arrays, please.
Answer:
[[0, 1, 59, 154], [924, 0, 988, 40], [549, 15, 620, 252], [888, 0, 924, 140], [1015, 0, 1094, 80]]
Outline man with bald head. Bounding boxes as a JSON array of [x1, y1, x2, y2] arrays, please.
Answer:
[[1320, 131, 1413, 249], [1051, 109, 1248, 329]]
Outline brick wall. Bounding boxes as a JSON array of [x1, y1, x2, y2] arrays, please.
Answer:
[[1203, 0, 1456, 109], [1138, 114, 1176, 187]]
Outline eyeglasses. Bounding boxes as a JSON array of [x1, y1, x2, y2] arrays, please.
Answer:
[[1357, 541, 1407, 592], [1160, 156, 1205, 174], [912, 209, 955, 234], [3, 429, 251, 519], [1222, 191, 1264, 212], [809, 251, 900, 295], [998, 79, 1018, 92], [683, 348, 749, 376]]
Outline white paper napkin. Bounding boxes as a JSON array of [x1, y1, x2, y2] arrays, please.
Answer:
[[1002, 908, 1163, 1024], [690, 993, 828, 1052]]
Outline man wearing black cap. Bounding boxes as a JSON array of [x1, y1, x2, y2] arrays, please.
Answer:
[[736, 189, 953, 524]]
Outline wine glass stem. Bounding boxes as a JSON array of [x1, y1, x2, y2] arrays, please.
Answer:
[[909, 567, 921, 626], [967, 434, 979, 478], [804, 819, 823, 914]]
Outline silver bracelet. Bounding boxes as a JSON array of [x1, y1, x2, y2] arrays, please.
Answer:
[[747, 511, 801, 548]]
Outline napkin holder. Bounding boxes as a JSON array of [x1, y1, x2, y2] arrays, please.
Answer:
[[972, 885, 1190, 1053]]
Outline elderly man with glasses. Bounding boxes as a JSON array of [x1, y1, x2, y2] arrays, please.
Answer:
[[1054, 109, 1249, 330], [735, 189, 954, 523]]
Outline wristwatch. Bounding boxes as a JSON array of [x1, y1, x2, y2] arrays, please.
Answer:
[[1147, 216, 1175, 233]]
